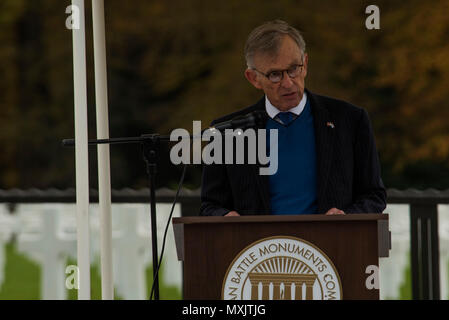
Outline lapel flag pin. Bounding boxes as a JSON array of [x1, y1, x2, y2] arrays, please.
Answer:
[[326, 121, 335, 129]]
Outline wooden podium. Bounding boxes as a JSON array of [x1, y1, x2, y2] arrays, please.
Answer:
[[173, 214, 390, 300]]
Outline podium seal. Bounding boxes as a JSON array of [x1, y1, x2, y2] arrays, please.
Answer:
[[222, 236, 342, 300]]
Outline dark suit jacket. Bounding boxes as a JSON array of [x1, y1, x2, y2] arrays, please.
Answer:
[[200, 89, 387, 216]]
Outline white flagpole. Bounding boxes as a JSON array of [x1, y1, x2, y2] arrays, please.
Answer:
[[71, 0, 91, 299], [91, 0, 114, 300]]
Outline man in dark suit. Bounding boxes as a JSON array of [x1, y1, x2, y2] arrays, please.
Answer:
[[200, 20, 386, 216]]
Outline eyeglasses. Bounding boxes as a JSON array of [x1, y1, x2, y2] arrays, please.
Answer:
[[252, 63, 304, 83]]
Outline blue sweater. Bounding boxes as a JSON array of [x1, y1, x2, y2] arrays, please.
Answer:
[[266, 100, 318, 215]]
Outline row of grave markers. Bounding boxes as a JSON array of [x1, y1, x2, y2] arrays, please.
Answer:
[[0, 203, 182, 299], [0, 203, 448, 299]]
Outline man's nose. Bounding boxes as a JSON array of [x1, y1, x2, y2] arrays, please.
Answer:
[[280, 71, 294, 87]]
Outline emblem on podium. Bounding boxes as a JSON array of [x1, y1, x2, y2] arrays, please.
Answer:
[[222, 236, 342, 300]]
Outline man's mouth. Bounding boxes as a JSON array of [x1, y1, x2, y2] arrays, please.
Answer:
[[282, 92, 297, 98]]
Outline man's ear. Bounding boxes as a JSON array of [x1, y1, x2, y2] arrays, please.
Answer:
[[244, 68, 263, 90], [302, 53, 308, 78]]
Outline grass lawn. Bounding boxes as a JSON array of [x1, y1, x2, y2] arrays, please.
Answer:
[[2, 240, 448, 300], [0, 241, 181, 300]]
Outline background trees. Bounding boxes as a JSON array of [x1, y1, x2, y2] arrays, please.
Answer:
[[1, 0, 448, 190]]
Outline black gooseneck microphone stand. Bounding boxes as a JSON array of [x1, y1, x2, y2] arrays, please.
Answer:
[[62, 133, 172, 300], [140, 134, 160, 300], [62, 109, 267, 300]]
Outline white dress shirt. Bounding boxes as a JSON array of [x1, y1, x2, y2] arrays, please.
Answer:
[[265, 91, 308, 121]]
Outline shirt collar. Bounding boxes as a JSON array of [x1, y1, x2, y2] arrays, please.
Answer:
[[265, 91, 308, 119]]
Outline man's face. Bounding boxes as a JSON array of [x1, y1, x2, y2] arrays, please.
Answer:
[[245, 35, 308, 111]]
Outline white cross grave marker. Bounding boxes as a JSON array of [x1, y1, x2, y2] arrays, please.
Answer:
[[0, 204, 16, 289], [112, 204, 150, 299], [380, 204, 410, 299], [439, 205, 449, 300], [17, 204, 76, 300]]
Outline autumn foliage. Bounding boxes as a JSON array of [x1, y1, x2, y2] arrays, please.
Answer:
[[0, 0, 448, 190]]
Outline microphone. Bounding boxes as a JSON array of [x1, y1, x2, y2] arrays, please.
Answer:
[[208, 110, 267, 132], [63, 111, 268, 147]]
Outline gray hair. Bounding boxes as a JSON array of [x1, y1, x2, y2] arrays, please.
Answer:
[[244, 20, 306, 68]]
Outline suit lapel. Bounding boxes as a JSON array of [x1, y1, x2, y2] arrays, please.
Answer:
[[249, 97, 271, 213], [308, 90, 335, 211]]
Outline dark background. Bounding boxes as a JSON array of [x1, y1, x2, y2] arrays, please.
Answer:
[[1, 0, 448, 191]]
